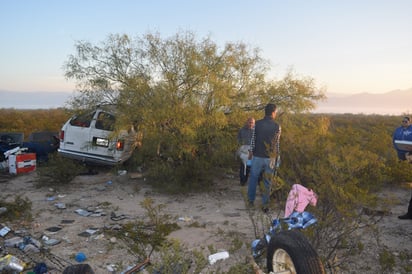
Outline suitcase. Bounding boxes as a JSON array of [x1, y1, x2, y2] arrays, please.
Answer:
[[8, 153, 36, 175]]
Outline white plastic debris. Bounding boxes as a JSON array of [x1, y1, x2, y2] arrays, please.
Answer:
[[208, 251, 229, 265], [0, 226, 11, 237]]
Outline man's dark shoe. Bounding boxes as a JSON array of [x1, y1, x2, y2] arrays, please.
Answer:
[[398, 213, 412, 220]]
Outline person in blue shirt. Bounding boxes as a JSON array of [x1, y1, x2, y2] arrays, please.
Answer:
[[392, 116, 412, 220], [393, 116, 412, 161]]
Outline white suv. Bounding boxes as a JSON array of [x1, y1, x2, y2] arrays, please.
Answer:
[[58, 106, 136, 166]]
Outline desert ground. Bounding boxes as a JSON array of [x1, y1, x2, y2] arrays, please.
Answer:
[[0, 168, 411, 274]]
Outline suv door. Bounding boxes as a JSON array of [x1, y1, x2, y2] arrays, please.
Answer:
[[88, 110, 117, 158], [64, 111, 96, 153]]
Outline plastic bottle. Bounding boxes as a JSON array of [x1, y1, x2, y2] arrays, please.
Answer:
[[0, 254, 25, 272], [4, 236, 23, 247]]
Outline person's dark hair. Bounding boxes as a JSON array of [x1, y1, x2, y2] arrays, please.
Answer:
[[403, 116, 410, 122], [265, 103, 277, 116]]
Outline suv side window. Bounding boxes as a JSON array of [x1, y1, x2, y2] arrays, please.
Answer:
[[69, 112, 95, 128], [95, 112, 115, 131]]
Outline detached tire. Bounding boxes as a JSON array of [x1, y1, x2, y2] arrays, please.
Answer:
[[267, 230, 325, 274]]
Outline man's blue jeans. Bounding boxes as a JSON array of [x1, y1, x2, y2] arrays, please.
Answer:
[[247, 156, 274, 206]]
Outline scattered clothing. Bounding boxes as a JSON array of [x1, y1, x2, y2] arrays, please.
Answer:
[[284, 184, 318, 217]]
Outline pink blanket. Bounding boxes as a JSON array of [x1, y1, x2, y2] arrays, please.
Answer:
[[284, 184, 318, 217]]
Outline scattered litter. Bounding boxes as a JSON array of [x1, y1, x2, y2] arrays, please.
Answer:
[[22, 243, 40, 253], [223, 212, 241, 217], [63, 263, 93, 272], [107, 264, 117, 272], [110, 212, 131, 221], [93, 234, 104, 240], [61, 219, 75, 224], [0, 226, 11, 237], [61, 236, 72, 244], [57, 194, 66, 198], [45, 226, 62, 234], [120, 257, 150, 273], [89, 212, 106, 217], [0, 254, 26, 272], [33, 262, 48, 274], [177, 216, 192, 222], [77, 231, 91, 237], [89, 208, 106, 217], [54, 202, 66, 209], [46, 196, 56, 201], [13, 229, 28, 236], [4, 236, 23, 247], [74, 209, 92, 217], [105, 224, 122, 230], [118, 170, 127, 176], [106, 180, 113, 185], [95, 185, 107, 191], [44, 238, 61, 246], [74, 252, 87, 262], [41, 234, 60, 245], [85, 228, 99, 235], [78, 228, 99, 237], [208, 251, 229, 265], [0, 207, 7, 215], [129, 172, 143, 179]]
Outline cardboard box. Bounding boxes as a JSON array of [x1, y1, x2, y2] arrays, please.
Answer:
[[8, 153, 36, 175]]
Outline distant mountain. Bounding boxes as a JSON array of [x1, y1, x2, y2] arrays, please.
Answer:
[[1, 88, 411, 114], [314, 88, 412, 115], [0, 90, 71, 109]]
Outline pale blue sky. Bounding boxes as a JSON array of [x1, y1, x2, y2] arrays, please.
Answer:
[[1, 0, 411, 97]]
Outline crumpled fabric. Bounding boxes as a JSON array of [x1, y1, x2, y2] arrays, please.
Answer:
[[237, 145, 250, 175], [284, 184, 318, 217]]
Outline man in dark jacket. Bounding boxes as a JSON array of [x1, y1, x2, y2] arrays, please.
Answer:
[[247, 103, 281, 212]]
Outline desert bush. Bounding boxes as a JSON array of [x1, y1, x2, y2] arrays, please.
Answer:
[[0, 195, 32, 223], [378, 248, 396, 272], [63, 31, 324, 190], [108, 198, 178, 258], [0, 108, 69, 140], [276, 113, 409, 272], [35, 153, 87, 187]]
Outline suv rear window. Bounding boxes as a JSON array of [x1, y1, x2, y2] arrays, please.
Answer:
[[69, 112, 95, 128], [95, 112, 115, 131]]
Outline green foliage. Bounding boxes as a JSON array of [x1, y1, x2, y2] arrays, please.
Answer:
[[110, 198, 179, 258], [225, 261, 255, 274], [35, 153, 87, 187], [276, 113, 410, 271], [147, 240, 193, 274], [0, 196, 32, 223], [378, 248, 395, 272], [0, 108, 69, 139], [63, 31, 325, 190], [191, 249, 209, 273]]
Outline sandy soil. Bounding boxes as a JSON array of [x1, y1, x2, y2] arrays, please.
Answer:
[[1, 169, 411, 273]]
